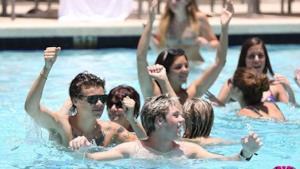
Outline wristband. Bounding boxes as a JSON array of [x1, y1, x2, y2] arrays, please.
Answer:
[[240, 150, 257, 161]]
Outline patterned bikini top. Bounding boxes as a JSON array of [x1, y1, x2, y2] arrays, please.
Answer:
[[265, 90, 277, 103]]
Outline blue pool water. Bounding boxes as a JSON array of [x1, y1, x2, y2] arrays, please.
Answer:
[[0, 45, 300, 168]]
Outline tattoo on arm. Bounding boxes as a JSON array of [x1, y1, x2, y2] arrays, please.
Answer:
[[105, 126, 111, 132], [116, 127, 131, 141], [117, 127, 125, 134]]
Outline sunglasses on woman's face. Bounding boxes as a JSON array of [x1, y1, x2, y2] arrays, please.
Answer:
[[110, 101, 123, 109], [81, 94, 108, 104]]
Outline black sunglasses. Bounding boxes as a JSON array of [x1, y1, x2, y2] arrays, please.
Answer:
[[81, 94, 108, 104], [108, 94, 128, 109], [109, 100, 123, 109]]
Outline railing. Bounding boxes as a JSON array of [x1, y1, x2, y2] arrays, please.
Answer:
[[1, 0, 52, 20]]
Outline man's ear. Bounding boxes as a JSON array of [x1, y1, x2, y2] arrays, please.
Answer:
[[155, 116, 164, 128], [72, 97, 80, 107]]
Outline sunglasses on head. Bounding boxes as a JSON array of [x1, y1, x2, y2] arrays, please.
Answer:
[[81, 94, 108, 104], [162, 48, 185, 61], [168, 48, 185, 54]]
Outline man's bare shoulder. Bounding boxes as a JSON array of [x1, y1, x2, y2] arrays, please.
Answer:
[[178, 141, 225, 159], [118, 140, 139, 147], [58, 98, 73, 115], [97, 120, 121, 130], [177, 141, 205, 157], [97, 120, 129, 135], [53, 109, 70, 123], [178, 141, 203, 149], [44, 99, 71, 122], [112, 140, 139, 154]]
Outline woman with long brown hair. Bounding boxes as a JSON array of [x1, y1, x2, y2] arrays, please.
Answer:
[[137, 0, 234, 104]]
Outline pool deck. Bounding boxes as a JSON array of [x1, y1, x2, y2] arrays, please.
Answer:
[[0, 1, 300, 49]]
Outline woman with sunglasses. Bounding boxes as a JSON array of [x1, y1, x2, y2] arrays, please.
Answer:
[[137, 0, 233, 104], [25, 47, 137, 149], [106, 85, 147, 140], [151, 0, 219, 62]]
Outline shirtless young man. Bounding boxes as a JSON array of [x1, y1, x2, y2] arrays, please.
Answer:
[[25, 47, 137, 147], [74, 95, 262, 161]]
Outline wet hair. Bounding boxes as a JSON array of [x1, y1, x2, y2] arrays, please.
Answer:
[[154, 48, 189, 93], [69, 71, 105, 102], [233, 68, 270, 105], [141, 95, 179, 136], [155, 48, 188, 74], [107, 85, 140, 118], [183, 98, 214, 138], [159, 0, 199, 47], [237, 37, 274, 76]]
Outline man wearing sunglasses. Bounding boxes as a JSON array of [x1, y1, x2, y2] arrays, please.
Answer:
[[25, 47, 137, 148]]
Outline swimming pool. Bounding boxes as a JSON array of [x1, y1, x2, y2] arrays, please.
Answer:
[[0, 44, 299, 168]]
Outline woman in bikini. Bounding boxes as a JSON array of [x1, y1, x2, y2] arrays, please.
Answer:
[[216, 37, 297, 106], [151, 0, 219, 62], [137, 0, 233, 104], [232, 68, 285, 121]]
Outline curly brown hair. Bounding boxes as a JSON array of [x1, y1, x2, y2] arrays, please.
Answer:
[[233, 68, 270, 105], [69, 71, 105, 100]]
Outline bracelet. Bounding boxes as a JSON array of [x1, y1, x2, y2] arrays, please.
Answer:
[[239, 150, 258, 161], [40, 73, 48, 80]]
